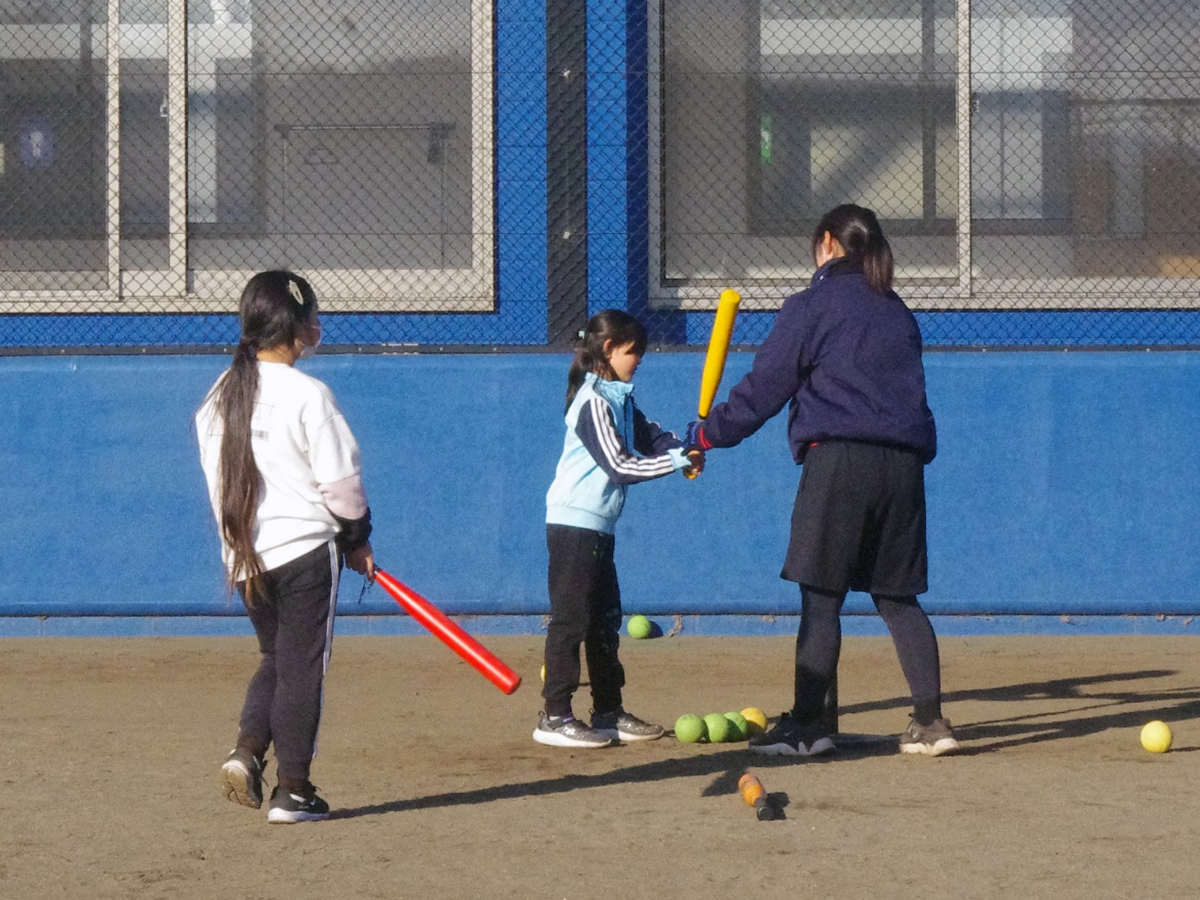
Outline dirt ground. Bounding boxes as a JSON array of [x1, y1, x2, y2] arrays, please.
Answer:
[[2, 633, 1199, 900]]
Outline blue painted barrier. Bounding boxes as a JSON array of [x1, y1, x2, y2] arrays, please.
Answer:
[[5, 350, 1200, 633]]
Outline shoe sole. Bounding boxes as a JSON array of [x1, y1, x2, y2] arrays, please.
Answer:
[[220, 760, 262, 809], [594, 727, 664, 743], [900, 737, 961, 757], [267, 808, 330, 824], [532, 727, 613, 749], [749, 737, 836, 757]]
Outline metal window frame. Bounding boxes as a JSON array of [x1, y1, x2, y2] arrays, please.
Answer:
[[0, 0, 496, 315]]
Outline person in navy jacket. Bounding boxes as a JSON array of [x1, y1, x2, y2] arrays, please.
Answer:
[[687, 204, 959, 758]]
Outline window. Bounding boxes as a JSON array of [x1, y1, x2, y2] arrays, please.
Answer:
[[0, 0, 494, 313], [653, 0, 1200, 310]]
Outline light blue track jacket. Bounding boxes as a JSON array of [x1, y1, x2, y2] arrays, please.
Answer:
[[546, 372, 690, 535]]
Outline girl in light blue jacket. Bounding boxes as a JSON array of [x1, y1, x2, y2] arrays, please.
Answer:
[[536, 310, 703, 749]]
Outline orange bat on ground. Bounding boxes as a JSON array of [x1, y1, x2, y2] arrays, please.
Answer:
[[738, 772, 777, 821]]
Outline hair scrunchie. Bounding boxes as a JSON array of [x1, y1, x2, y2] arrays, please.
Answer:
[[234, 336, 258, 361]]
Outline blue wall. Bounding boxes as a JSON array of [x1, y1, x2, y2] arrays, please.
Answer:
[[4, 350, 1200, 634]]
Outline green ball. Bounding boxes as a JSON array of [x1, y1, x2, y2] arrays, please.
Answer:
[[723, 711, 749, 742], [627, 615, 652, 639], [674, 714, 706, 744], [703, 713, 730, 743]]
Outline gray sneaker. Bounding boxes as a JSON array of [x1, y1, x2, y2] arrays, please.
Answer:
[[591, 709, 665, 743], [533, 713, 614, 748], [220, 747, 265, 809], [899, 717, 960, 756], [748, 712, 835, 757]]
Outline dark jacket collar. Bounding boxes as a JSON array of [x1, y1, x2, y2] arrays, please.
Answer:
[[824, 257, 864, 278], [811, 255, 864, 288]]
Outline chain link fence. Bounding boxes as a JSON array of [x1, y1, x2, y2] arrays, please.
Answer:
[[1, 0, 501, 348], [2, 1, 1199, 349]]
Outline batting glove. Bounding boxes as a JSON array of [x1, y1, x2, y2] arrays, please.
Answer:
[[684, 421, 713, 451]]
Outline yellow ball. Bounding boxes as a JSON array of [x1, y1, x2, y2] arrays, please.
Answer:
[[627, 615, 652, 639], [539, 665, 545, 682], [702, 713, 730, 743], [723, 712, 749, 742], [741, 707, 768, 736], [1140, 720, 1172, 753], [674, 714, 706, 744]]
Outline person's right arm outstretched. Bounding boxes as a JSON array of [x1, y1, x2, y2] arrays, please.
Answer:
[[701, 291, 811, 449]]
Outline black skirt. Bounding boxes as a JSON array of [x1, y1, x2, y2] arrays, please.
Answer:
[[781, 440, 928, 596]]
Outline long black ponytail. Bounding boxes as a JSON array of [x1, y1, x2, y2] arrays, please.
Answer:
[[564, 309, 648, 413], [812, 204, 894, 295], [211, 270, 317, 601]]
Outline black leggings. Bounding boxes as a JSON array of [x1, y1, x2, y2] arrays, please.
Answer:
[[793, 585, 943, 726]]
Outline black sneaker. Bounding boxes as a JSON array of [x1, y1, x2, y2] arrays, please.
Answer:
[[899, 717, 960, 757], [591, 708, 665, 743], [748, 712, 835, 757], [532, 712, 614, 748], [220, 747, 264, 809], [267, 783, 330, 824]]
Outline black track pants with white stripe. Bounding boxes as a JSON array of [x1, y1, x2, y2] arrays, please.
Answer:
[[237, 542, 340, 783]]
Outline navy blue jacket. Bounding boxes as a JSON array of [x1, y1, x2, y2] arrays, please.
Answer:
[[704, 258, 936, 464]]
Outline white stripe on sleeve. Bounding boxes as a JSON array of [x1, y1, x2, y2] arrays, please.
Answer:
[[585, 398, 678, 480]]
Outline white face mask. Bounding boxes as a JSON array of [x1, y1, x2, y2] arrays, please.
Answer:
[[297, 323, 321, 360]]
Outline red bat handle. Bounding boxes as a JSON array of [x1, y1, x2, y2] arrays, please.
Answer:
[[373, 568, 522, 695]]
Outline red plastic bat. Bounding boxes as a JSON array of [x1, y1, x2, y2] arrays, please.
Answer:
[[373, 568, 522, 695]]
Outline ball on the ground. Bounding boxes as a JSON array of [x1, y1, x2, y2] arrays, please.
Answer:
[[703, 712, 730, 743], [675, 714, 706, 743], [539, 664, 545, 682], [1141, 720, 1173, 753], [741, 707, 768, 735], [724, 711, 749, 742], [627, 615, 652, 639]]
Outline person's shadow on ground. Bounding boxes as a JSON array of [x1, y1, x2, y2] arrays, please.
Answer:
[[329, 745, 807, 820], [330, 669, 1197, 819], [839, 669, 1200, 755]]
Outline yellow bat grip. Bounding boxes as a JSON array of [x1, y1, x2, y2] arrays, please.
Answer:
[[684, 436, 701, 479]]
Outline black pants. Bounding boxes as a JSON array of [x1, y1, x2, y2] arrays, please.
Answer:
[[236, 542, 340, 783], [542, 524, 625, 719]]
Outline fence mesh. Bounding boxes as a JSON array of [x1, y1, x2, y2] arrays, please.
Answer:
[[658, 0, 1200, 345], [2, 1, 1200, 349]]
